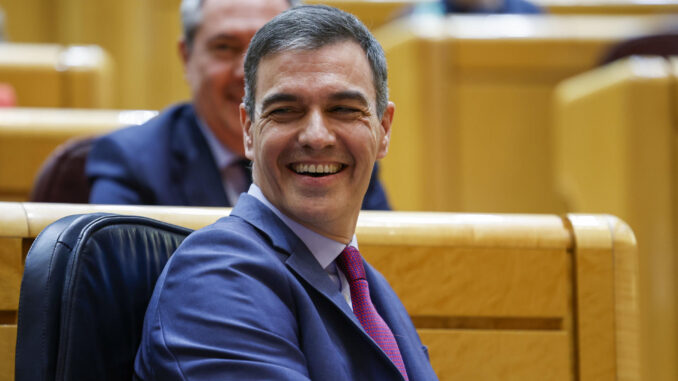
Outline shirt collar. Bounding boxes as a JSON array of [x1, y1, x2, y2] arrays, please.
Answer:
[[195, 116, 239, 170], [248, 184, 358, 269]]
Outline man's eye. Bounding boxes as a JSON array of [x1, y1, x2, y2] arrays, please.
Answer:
[[330, 106, 362, 115], [210, 43, 239, 55], [265, 107, 301, 121], [269, 107, 293, 115]]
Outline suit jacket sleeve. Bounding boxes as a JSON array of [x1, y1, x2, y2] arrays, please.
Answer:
[[361, 162, 391, 211], [134, 226, 313, 380], [86, 134, 147, 204]]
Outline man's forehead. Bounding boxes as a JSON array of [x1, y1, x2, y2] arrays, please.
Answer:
[[255, 42, 376, 101]]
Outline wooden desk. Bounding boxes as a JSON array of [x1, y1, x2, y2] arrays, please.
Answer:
[[376, 14, 678, 212], [554, 55, 677, 381], [0, 108, 156, 201], [0, 43, 113, 108], [0, 203, 639, 380]]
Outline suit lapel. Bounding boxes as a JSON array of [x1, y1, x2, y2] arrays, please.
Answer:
[[231, 196, 366, 331], [170, 105, 230, 206], [232, 195, 410, 380]]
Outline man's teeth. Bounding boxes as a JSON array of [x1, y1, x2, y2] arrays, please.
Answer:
[[294, 163, 341, 175]]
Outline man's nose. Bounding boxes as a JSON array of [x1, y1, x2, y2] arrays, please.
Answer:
[[298, 110, 336, 150]]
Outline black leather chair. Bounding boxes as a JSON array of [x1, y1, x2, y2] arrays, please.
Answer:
[[15, 213, 192, 381]]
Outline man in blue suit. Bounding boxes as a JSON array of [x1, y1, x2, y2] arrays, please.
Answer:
[[134, 5, 437, 380], [85, 0, 390, 210]]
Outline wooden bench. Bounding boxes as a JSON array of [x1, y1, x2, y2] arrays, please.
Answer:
[[0, 107, 157, 201], [374, 14, 678, 213], [0, 43, 114, 108], [0, 0, 188, 110], [0, 202, 639, 380], [554, 55, 677, 381]]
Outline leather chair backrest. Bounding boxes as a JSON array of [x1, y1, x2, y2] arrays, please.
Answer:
[[29, 136, 96, 203], [15, 213, 192, 381]]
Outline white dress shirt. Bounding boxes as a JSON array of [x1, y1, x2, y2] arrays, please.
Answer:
[[248, 184, 355, 308]]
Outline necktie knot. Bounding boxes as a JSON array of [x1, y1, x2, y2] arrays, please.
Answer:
[[337, 246, 366, 281]]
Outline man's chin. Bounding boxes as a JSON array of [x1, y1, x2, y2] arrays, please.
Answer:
[[284, 199, 348, 225]]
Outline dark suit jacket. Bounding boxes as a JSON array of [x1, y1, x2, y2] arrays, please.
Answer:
[[86, 103, 391, 209], [134, 195, 437, 380]]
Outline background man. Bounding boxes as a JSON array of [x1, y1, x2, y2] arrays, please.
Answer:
[[134, 5, 436, 380], [85, 0, 390, 210]]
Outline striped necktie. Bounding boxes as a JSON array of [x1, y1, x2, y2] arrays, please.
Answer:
[[336, 246, 409, 380]]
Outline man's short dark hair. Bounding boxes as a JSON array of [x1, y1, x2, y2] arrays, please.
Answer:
[[180, 0, 298, 52], [243, 5, 389, 120]]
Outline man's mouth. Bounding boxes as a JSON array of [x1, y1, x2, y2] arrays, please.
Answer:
[[290, 163, 346, 177]]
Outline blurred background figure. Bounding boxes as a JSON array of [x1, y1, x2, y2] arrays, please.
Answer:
[[412, 0, 542, 14]]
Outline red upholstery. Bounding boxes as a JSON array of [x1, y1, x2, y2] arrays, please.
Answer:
[[30, 136, 96, 203]]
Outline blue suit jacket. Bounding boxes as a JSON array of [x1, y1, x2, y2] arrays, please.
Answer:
[[134, 195, 437, 380], [86, 103, 391, 209]]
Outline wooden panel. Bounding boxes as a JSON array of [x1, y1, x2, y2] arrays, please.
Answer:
[[608, 216, 641, 381], [303, 0, 419, 29], [20, 203, 226, 237], [0, 43, 113, 108], [0, 108, 156, 201], [569, 215, 616, 381], [418, 329, 572, 381], [0, 44, 62, 107], [0, 204, 639, 381], [0, 325, 16, 381], [144, 0, 189, 110], [364, 246, 569, 317], [0, 203, 27, 238], [0, 239, 22, 312], [567, 215, 640, 381], [554, 57, 668, 381], [376, 14, 678, 212]]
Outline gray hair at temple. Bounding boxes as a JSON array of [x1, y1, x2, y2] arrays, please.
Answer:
[[180, 0, 299, 52], [243, 5, 389, 120]]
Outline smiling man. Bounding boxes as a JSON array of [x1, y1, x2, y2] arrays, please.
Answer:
[[85, 0, 390, 210], [134, 5, 437, 381]]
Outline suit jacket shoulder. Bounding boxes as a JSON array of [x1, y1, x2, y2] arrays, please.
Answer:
[[86, 103, 228, 206], [134, 195, 436, 380]]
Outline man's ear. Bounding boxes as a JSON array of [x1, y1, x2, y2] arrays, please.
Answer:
[[178, 39, 190, 67], [240, 104, 255, 160], [376, 101, 395, 159]]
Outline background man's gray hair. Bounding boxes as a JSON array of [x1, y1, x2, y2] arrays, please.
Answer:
[[243, 5, 389, 120], [180, 0, 299, 52]]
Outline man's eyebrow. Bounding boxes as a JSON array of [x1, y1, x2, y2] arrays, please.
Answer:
[[260, 93, 299, 111], [329, 91, 369, 107], [206, 33, 241, 44]]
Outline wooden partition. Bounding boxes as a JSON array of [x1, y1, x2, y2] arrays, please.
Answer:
[[553, 56, 677, 381], [0, 202, 639, 380], [535, 0, 678, 15], [0, 108, 157, 202], [303, 0, 678, 20], [0, 0, 186, 110], [375, 14, 678, 212], [0, 43, 113, 108]]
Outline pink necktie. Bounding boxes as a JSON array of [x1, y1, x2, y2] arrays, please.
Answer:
[[336, 246, 409, 380]]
